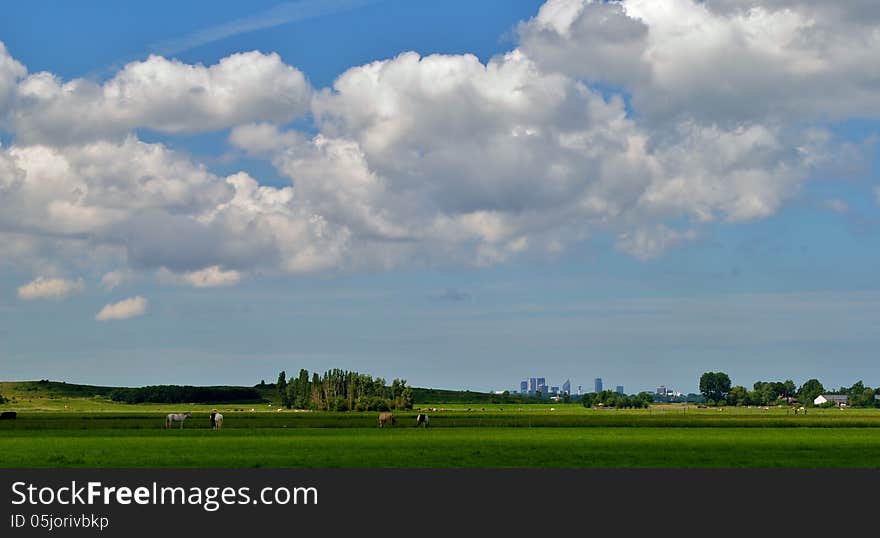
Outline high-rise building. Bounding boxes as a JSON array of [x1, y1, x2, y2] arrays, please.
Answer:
[[528, 378, 537, 395], [577, 385, 582, 395], [550, 386, 559, 394], [562, 379, 571, 395], [656, 385, 667, 396], [520, 380, 528, 394], [537, 377, 547, 395], [616, 385, 624, 395], [594, 378, 603, 393]]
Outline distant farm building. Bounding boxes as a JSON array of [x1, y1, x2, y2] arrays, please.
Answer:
[[814, 394, 848, 406]]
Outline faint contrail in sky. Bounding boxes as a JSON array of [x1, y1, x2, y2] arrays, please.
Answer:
[[149, 0, 384, 56]]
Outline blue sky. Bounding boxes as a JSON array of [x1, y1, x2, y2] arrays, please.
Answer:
[[0, 0, 879, 394]]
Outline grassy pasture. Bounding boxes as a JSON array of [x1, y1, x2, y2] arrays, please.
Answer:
[[3, 382, 880, 468], [1, 400, 880, 467], [2, 407, 880, 429], [2, 427, 880, 468]]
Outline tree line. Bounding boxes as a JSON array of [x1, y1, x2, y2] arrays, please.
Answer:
[[699, 372, 880, 407], [109, 385, 263, 404], [275, 369, 414, 411], [581, 390, 654, 409]]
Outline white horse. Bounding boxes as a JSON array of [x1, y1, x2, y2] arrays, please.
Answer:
[[165, 412, 192, 429], [212, 412, 224, 430]]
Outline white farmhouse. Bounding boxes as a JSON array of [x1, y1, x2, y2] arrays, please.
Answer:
[[813, 394, 848, 406]]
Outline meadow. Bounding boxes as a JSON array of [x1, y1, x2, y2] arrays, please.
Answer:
[[2, 390, 880, 467]]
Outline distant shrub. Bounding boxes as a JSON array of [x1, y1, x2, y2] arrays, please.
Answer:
[[354, 396, 391, 411], [330, 397, 349, 412]]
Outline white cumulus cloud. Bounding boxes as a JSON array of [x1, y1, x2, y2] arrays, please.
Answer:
[[519, 0, 880, 125], [95, 296, 148, 321], [0, 0, 877, 277], [17, 276, 85, 300], [158, 265, 242, 288], [9, 51, 311, 145]]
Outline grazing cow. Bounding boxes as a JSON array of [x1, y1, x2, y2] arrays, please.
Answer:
[[0, 411, 16, 420], [378, 412, 395, 428], [416, 414, 430, 428], [165, 412, 192, 429]]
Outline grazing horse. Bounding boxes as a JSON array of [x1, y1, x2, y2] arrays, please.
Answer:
[[378, 412, 395, 428], [165, 412, 192, 429], [416, 414, 430, 428], [210, 410, 224, 430]]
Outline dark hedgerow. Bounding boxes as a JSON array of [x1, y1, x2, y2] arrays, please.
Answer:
[[109, 385, 263, 404]]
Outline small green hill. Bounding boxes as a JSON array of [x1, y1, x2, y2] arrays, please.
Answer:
[[0, 380, 116, 399], [0, 380, 274, 405]]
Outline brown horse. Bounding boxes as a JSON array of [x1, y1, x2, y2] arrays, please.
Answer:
[[378, 412, 395, 428]]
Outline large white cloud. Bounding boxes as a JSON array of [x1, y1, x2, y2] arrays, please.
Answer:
[[242, 48, 825, 266], [0, 136, 346, 276], [0, 136, 231, 237], [0, 0, 877, 284], [0, 42, 26, 115], [8, 51, 311, 144], [518, 0, 880, 125]]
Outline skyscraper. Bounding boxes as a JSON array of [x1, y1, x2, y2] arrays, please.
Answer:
[[520, 380, 528, 394], [528, 378, 537, 395], [616, 385, 624, 395], [594, 378, 603, 393], [537, 377, 546, 394], [562, 379, 571, 395]]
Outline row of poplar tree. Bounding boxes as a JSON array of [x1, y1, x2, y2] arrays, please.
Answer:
[[274, 369, 414, 411]]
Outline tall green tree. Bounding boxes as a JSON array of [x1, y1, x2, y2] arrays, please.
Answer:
[[276, 371, 289, 408], [699, 372, 732, 404], [290, 369, 310, 409], [797, 378, 824, 405], [727, 385, 749, 406]]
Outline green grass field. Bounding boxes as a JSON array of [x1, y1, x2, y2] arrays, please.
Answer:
[[3, 427, 880, 468], [2, 392, 880, 467]]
